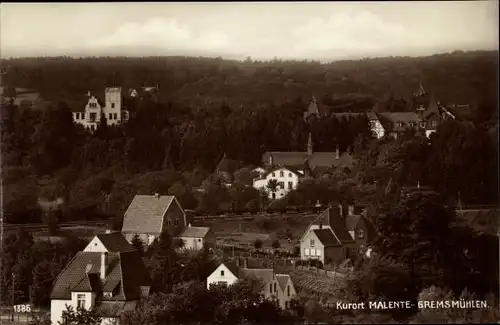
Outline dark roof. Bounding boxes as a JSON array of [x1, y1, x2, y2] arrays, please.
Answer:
[[179, 226, 210, 238], [378, 112, 421, 132], [263, 151, 355, 170], [216, 154, 240, 174], [312, 207, 355, 244], [345, 215, 361, 231], [122, 195, 185, 234], [447, 104, 473, 120], [239, 268, 275, 283], [51, 251, 150, 301], [96, 232, 136, 253], [223, 261, 240, 278], [312, 229, 341, 246]]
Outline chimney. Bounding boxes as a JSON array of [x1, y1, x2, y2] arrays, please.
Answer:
[[105, 229, 111, 234], [243, 258, 248, 269], [236, 258, 240, 268], [335, 147, 340, 159], [338, 204, 343, 217], [100, 252, 108, 280], [85, 263, 92, 274], [155, 193, 160, 199], [348, 205, 354, 216]]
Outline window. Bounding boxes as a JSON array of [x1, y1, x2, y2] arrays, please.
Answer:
[[288, 181, 293, 190], [280, 171, 284, 177], [357, 229, 365, 239], [148, 235, 155, 245], [109, 113, 113, 120], [113, 113, 118, 120], [285, 301, 289, 309], [431, 120, 437, 127], [167, 220, 171, 226], [409, 122, 414, 127], [304, 248, 310, 256], [77, 294, 85, 309], [111, 103, 115, 109], [272, 172, 275, 177], [420, 122, 426, 128], [220, 270, 225, 276], [90, 113, 97, 122], [287, 285, 290, 297], [398, 122, 404, 127], [269, 283, 273, 293], [217, 281, 227, 286], [273, 283, 277, 293], [315, 249, 321, 257], [288, 173, 292, 177], [103, 292, 113, 298], [175, 219, 179, 225], [198, 238, 201, 242], [310, 239, 314, 247], [278, 181, 284, 189]]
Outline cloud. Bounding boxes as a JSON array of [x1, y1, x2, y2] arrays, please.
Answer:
[[87, 18, 231, 54]]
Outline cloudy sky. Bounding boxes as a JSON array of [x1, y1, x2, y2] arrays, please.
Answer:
[[1, 2, 498, 61]]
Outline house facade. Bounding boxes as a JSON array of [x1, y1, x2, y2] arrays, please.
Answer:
[[50, 234, 150, 325], [121, 194, 187, 247], [72, 87, 129, 131], [178, 226, 216, 250], [300, 206, 375, 265], [207, 261, 296, 310], [253, 167, 302, 199]]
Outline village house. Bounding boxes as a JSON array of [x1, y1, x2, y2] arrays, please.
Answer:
[[206, 260, 297, 310], [299, 205, 376, 265], [215, 153, 241, 185], [121, 194, 187, 247], [50, 232, 150, 325], [177, 225, 216, 250], [72, 87, 129, 132], [0, 86, 45, 108], [253, 166, 303, 199]]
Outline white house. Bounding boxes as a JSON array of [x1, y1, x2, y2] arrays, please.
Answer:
[[50, 234, 150, 325], [207, 261, 297, 310], [72, 87, 129, 132], [178, 226, 216, 250], [253, 167, 303, 199]]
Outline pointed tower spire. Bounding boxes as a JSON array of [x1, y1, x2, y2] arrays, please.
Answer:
[[335, 146, 340, 159], [307, 132, 313, 156]]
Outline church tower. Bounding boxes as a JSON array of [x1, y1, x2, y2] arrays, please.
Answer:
[[307, 132, 313, 156]]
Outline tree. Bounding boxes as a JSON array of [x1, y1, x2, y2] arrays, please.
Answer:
[[254, 239, 263, 250], [147, 231, 179, 293], [266, 179, 279, 199], [58, 305, 101, 325], [271, 239, 280, 249], [131, 234, 144, 252], [31, 260, 54, 307]]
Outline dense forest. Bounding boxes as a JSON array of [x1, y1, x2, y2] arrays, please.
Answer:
[[1, 51, 498, 227]]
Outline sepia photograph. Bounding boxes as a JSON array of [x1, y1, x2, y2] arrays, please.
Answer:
[[0, 1, 499, 324]]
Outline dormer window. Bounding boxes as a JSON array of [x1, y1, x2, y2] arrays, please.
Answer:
[[103, 292, 113, 298], [420, 122, 426, 128], [357, 229, 365, 239], [280, 171, 284, 177], [398, 122, 404, 127], [431, 120, 437, 127]]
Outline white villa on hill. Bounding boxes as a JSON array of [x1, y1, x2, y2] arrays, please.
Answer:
[[72, 87, 129, 131], [253, 166, 303, 199]]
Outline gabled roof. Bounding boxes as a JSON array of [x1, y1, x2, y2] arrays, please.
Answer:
[[180, 226, 210, 238], [312, 229, 341, 246], [275, 274, 290, 291], [345, 215, 361, 231], [96, 232, 136, 253], [221, 261, 239, 278], [51, 251, 150, 301], [122, 195, 184, 234], [311, 207, 355, 244]]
